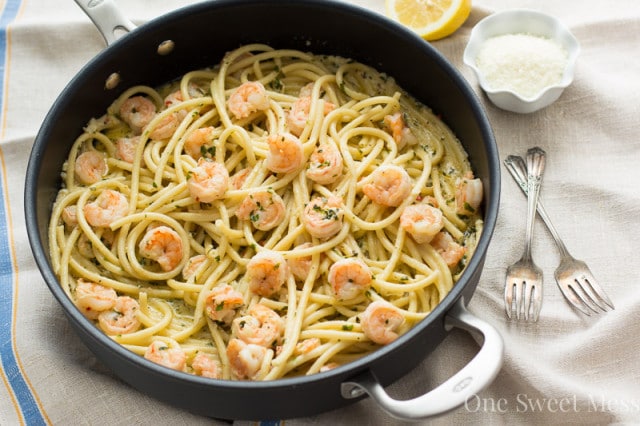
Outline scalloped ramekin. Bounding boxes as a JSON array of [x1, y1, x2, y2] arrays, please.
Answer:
[[463, 9, 580, 114]]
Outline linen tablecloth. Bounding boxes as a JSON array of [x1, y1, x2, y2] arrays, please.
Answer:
[[1, 0, 639, 424]]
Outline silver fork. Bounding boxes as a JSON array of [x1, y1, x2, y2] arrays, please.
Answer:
[[504, 155, 615, 315], [504, 147, 546, 321]]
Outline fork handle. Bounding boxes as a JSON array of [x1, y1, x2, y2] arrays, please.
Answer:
[[504, 155, 571, 258], [523, 147, 546, 257]]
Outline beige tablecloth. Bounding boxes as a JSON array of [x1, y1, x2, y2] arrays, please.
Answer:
[[2, 0, 639, 424]]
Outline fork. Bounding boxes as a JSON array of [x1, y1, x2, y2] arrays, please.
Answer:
[[504, 147, 546, 321], [504, 155, 615, 315]]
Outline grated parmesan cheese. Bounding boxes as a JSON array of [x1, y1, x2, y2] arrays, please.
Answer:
[[475, 33, 568, 99]]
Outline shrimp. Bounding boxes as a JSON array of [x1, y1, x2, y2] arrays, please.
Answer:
[[360, 300, 404, 345], [77, 233, 95, 258], [294, 337, 321, 355], [361, 164, 412, 207], [83, 189, 129, 228], [327, 258, 372, 301], [74, 279, 117, 320], [265, 133, 304, 174], [455, 174, 483, 216], [235, 190, 286, 231], [287, 96, 335, 137], [148, 112, 180, 140], [230, 167, 252, 189], [187, 158, 230, 203], [431, 231, 466, 268], [144, 341, 186, 371], [205, 284, 244, 325], [287, 242, 314, 281], [246, 250, 290, 297], [97, 296, 141, 335], [62, 205, 78, 227], [232, 303, 284, 347], [384, 112, 418, 150], [182, 254, 207, 281], [306, 142, 343, 184], [227, 81, 270, 119], [119, 95, 157, 134], [191, 352, 221, 379], [75, 151, 107, 185], [164, 89, 184, 109], [400, 203, 444, 244], [184, 127, 216, 159], [226, 338, 267, 380], [114, 136, 140, 164], [302, 195, 344, 240], [320, 362, 340, 372], [138, 225, 184, 272]]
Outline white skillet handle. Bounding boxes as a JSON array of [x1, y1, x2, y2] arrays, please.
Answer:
[[341, 298, 503, 420], [74, 0, 137, 46]]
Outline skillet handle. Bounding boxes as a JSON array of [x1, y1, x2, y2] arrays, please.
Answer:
[[341, 298, 503, 420], [74, 0, 136, 46]]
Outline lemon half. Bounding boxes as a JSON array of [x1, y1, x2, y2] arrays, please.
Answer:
[[385, 0, 472, 41]]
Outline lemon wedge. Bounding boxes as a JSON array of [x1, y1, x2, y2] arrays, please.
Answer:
[[385, 0, 472, 41]]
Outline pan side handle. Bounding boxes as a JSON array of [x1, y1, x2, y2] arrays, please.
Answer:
[[341, 298, 503, 421], [74, 0, 136, 46]]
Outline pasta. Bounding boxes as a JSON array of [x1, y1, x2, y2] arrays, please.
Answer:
[[48, 44, 484, 381]]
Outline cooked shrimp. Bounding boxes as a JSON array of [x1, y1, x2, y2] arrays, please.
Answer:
[[319, 362, 340, 372], [287, 96, 335, 137], [164, 89, 184, 109], [302, 196, 344, 240], [431, 231, 466, 268], [114, 136, 140, 163], [149, 112, 180, 140], [294, 337, 321, 355], [74, 279, 117, 320], [187, 158, 230, 203], [77, 233, 95, 258], [191, 352, 221, 379], [306, 142, 343, 184], [265, 132, 304, 174], [138, 225, 184, 272], [226, 338, 267, 380], [232, 303, 284, 347], [83, 189, 129, 228], [360, 300, 404, 345], [230, 167, 252, 189], [182, 254, 206, 281], [62, 205, 78, 227], [184, 127, 215, 159], [384, 112, 418, 150], [205, 284, 244, 325], [455, 174, 483, 216], [163, 89, 190, 122], [144, 341, 186, 371], [119, 95, 156, 134], [328, 258, 372, 301], [97, 296, 141, 335], [287, 242, 314, 281], [227, 81, 270, 119], [235, 190, 286, 231], [400, 203, 444, 244], [361, 164, 412, 207], [75, 151, 107, 185], [246, 250, 290, 297]]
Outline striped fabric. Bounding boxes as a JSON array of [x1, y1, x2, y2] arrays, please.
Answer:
[[0, 2, 50, 425]]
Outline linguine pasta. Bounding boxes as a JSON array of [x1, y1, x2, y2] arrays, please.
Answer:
[[49, 44, 483, 380]]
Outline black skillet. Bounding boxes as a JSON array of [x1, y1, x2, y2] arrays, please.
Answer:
[[24, 0, 502, 420]]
